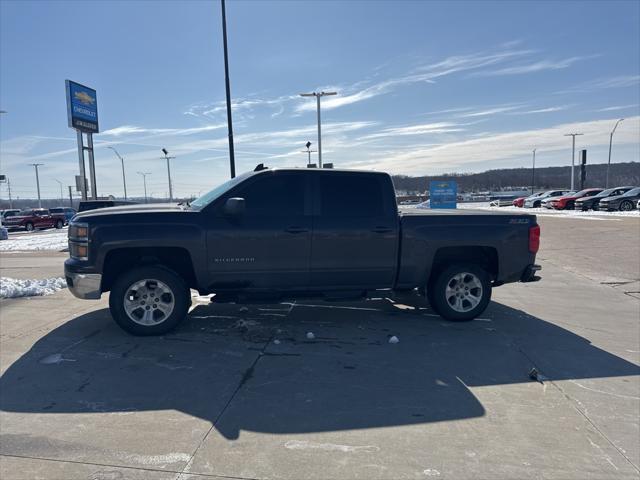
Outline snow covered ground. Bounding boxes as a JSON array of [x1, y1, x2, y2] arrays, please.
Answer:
[[0, 277, 67, 298], [458, 202, 640, 220], [0, 229, 68, 251]]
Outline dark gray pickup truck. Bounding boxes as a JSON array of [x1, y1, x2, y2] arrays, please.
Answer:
[[64, 167, 541, 335]]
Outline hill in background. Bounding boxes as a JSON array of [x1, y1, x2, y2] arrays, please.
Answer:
[[392, 162, 640, 194]]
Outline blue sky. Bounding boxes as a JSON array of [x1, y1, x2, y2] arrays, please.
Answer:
[[1, 0, 639, 199]]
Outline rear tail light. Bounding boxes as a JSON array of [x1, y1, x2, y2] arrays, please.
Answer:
[[529, 225, 540, 253]]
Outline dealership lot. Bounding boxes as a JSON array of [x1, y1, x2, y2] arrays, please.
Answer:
[[1, 215, 639, 479]]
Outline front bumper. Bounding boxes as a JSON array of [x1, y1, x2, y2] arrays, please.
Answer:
[[65, 269, 102, 299], [521, 264, 542, 282]]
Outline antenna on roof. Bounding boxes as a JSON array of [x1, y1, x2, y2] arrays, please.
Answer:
[[254, 163, 267, 172]]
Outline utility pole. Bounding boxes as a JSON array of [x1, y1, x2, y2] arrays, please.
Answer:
[[68, 186, 73, 207], [563, 133, 583, 191], [161, 148, 175, 201], [108, 146, 128, 200], [137, 172, 151, 203], [301, 141, 317, 167], [54, 179, 64, 203], [7, 178, 13, 209], [606, 119, 624, 188], [531, 149, 536, 195], [29, 163, 44, 208], [221, 0, 236, 178], [299, 91, 337, 167]]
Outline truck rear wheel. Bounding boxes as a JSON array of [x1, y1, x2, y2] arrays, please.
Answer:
[[109, 266, 190, 336], [429, 264, 491, 321]]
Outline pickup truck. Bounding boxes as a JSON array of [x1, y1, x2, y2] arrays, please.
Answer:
[[3, 208, 66, 231], [64, 167, 541, 335]]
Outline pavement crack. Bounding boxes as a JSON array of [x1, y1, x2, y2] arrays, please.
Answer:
[[178, 329, 275, 477]]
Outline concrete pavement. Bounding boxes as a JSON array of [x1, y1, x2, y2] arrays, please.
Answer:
[[0, 215, 638, 479]]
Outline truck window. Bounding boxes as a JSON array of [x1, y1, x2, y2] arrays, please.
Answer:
[[319, 175, 384, 217], [235, 174, 304, 217]]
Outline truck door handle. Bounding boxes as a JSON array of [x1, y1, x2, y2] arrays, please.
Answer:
[[371, 226, 393, 233], [285, 226, 308, 234]]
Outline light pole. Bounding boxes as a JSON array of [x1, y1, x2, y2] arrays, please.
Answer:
[[563, 132, 583, 191], [137, 172, 151, 203], [606, 118, 624, 188], [161, 148, 175, 201], [29, 163, 44, 208], [299, 91, 337, 167], [108, 146, 128, 200], [531, 149, 536, 195], [54, 179, 64, 203], [220, 0, 236, 178], [301, 141, 317, 167]]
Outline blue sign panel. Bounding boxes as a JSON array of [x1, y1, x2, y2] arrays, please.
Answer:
[[430, 180, 457, 209], [66, 80, 99, 133]]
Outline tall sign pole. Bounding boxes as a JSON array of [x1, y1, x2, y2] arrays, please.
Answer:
[[563, 132, 583, 191], [606, 119, 624, 188], [29, 163, 44, 208], [299, 91, 337, 168], [66, 80, 99, 200], [221, 0, 236, 178]]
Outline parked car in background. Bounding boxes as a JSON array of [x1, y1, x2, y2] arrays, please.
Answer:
[[50, 207, 77, 224], [2, 208, 65, 231], [78, 200, 138, 212], [548, 188, 603, 210], [542, 192, 575, 209], [577, 186, 635, 211], [598, 187, 640, 211], [1, 209, 21, 220], [489, 198, 515, 207], [524, 190, 570, 208], [512, 197, 528, 208]]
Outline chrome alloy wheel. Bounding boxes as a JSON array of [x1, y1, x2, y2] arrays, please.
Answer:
[[444, 272, 483, 313], [123, 279, 175, 326]]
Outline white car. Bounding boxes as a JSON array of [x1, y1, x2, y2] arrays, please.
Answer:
[[524, 190, 570, 208]]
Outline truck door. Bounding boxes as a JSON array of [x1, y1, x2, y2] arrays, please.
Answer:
[[205, 171, 312, 290], [310, 172, 398, 289]]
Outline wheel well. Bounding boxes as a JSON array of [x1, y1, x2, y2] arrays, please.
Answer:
[[429, 246, 498, 284], [101, 247, 197, 292]]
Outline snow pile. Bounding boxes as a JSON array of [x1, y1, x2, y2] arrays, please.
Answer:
[[458, 202, 640, 219], [0, 231, 68, 251], [0, 277, 67, 298]]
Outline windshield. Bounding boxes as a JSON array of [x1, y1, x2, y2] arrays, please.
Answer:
[[623, 187, 640, 196], [190, 171, 253, 210]]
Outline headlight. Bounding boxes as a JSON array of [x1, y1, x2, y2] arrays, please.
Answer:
[[69, 222, 88, 241], [69, 242, 88, 260], [68, 222, 89, 260]]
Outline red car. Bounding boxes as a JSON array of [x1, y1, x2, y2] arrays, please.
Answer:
[[548, 188, 603, 210], [512, 197, 527, 207], [2, 208, 66, 231]]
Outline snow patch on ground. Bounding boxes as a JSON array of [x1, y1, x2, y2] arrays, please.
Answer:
[[0, 277, 67, 298], [284, 440, 380, 453], [458, 202, 640, 220], [0, 230, 68, 251]]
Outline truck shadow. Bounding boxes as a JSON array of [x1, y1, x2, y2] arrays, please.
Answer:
[[0, 298, 638, 440]]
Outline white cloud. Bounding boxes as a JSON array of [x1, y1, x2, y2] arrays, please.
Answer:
[[513, 105, 571, 115], [358, 122, 466, 140], [596, 104, 639, 112], [347, 116, 640, 175], [473, 55, 596, 76], [101, 124, 225, 137], [557, 75, 640, 94], [458, 105, 523, 117]]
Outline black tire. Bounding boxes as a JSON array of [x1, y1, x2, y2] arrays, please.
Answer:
[[566, 201, 575, 210], [533, 201, 541, 208], [25, 222, 34, 232], [109, 266, 190, 336], [428, 264, 492, 321], [619, 200, 634, 212], [55, 219, 64, 229]]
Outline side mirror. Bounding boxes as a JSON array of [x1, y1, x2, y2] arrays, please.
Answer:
[[223, 197, 245, 216]]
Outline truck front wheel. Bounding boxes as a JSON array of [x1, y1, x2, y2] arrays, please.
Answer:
[[109, 266, 190, 336], [429, 264, 492, 321]]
